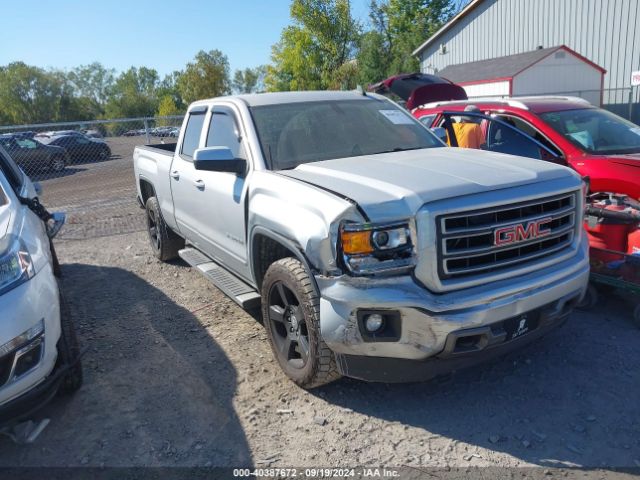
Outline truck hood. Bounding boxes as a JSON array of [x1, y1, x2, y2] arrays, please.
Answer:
[[280, 148, 575, 220]]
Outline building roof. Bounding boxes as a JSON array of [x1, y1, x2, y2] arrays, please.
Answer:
[[436, 45, 605, 84], [413, 0, 486, 56]]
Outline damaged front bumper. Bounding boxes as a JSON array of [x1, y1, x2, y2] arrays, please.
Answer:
[[317, 235, 589, 382]]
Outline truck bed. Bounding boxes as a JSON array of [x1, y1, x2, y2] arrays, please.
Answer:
[[135, 143, 176, 155]]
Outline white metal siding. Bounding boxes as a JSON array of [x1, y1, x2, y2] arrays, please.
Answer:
[[463, 81, 510, 97], [512, 50, 602, 105], [419, 0, 640, 93]]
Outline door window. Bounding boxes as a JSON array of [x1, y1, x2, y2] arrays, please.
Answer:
[[440, 112, 559, 161], [181, 112, 206, 158], [418, 114, 436, 127], [206, 111, 244, 158], [494, 114, 562, 160]]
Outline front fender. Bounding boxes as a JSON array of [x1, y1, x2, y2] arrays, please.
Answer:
[[248, 171, 363, 273]]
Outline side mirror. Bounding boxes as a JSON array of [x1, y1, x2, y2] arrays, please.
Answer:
[[430, 126, 448, 143], [46, 212, 65, 239], [193, 147, 246, 174]]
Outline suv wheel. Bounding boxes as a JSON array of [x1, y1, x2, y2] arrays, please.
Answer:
[[145, 196, 184, 261], [57, 283, 83, 394], [261, 258, 340, 389]]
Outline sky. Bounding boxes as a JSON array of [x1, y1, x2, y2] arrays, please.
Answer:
[[0, 0, 372, 77]]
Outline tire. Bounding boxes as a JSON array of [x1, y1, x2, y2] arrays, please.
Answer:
[[145, 196, 184, 261], [261, 258, 340, 389], [98, 147, 110, 161], [57, 282, 83, 395], [577, 283, 598, 310], [633, 304, 640, 329], [50, 239, 62, 278], [49, 155, 66, 172]]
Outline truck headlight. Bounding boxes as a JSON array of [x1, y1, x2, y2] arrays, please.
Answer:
[[0, 236, 35, 296], [340, 221, 415, 275]]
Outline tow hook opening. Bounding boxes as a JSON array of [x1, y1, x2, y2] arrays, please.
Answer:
[[453, 333, 489, 354]]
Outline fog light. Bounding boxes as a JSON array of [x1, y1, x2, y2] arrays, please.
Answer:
[[364, 313, 384, 332]]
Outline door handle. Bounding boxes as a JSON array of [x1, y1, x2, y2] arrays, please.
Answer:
[[170, 170, 180, 180], [193, 179, 205, 190]]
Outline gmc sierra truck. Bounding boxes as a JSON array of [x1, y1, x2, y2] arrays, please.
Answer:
[[133, 90, 589, 388]]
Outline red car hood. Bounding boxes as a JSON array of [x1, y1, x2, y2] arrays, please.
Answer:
[[606, 153, 640, 167]]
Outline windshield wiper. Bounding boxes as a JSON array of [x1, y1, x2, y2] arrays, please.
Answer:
[[374, 146, 428, 155]]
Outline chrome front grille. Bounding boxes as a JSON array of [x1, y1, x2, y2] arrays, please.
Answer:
[[437, 193, 577, 280]]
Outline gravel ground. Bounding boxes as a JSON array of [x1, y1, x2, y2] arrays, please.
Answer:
[[0, 225, 637, 472]]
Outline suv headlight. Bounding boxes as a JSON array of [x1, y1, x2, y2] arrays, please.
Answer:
[[0, 236, 35, 296], [340, 221, 415, 275]]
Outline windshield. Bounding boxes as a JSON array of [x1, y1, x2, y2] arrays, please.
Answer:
[[250, 98, 442, 170], [540, 108, 640, 155]]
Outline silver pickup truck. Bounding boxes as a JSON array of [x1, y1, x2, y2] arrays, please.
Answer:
[[133, 91, 589, 388]]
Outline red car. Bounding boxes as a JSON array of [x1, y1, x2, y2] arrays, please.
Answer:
[[413, 96, 640, 200]]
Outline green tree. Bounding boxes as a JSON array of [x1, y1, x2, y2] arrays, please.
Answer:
[[0, 62, 61, 124], [155, 94, 183, 126], [232, 66, 267, 94], [177, 50, 230, 104], [104, 66, 160, 118], [67, 62, 115, 105], [265, 0, 360, 91], [356, 0, 458, 85]]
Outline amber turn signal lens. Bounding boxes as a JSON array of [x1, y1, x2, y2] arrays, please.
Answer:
[[341, 230, 374, 254]]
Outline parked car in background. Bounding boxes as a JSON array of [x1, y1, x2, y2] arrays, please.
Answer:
[[39, 135, 111, 164], [414, 97, 640, 200], [82, 129, 103, 139], [0, 145, 82, 424], [0, 135, 67, 173], [134, 90, 588, 387]]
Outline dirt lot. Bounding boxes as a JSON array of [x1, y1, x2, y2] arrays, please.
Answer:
[[1, 149, 639, 473], [4, 229, 638, 471]]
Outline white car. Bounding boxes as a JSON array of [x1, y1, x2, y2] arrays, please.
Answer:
[[0, 146, 82, 423]]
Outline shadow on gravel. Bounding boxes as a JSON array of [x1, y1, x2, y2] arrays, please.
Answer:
[[315, 299, 640, 469], [0, 263, 251, 467]]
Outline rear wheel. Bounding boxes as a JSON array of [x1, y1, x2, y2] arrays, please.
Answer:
[[145, 196, 184, 261], [261, 258, 340, 389]]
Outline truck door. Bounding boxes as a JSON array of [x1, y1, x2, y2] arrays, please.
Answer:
[[194, 106, 250, 277], [171, 105, 251, 279], [169, 108, 208, 245]]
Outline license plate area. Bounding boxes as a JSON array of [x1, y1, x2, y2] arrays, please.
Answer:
[[501, 311, 540, 341]]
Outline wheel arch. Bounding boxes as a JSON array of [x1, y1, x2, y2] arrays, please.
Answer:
[[250, 227, 319, 295], [138, 176, 156, 206]]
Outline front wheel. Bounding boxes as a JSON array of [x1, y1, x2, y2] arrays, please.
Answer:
[[145, 196, 184, 261], [49, 155, 66, 172], [261, 258, 340, 389], [57, 283, 83, 395]]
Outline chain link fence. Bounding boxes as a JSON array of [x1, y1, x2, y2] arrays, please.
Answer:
[[0, 116, 183, 240]]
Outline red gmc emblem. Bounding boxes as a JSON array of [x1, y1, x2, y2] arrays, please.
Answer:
[[494, 217, 553, 246]]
